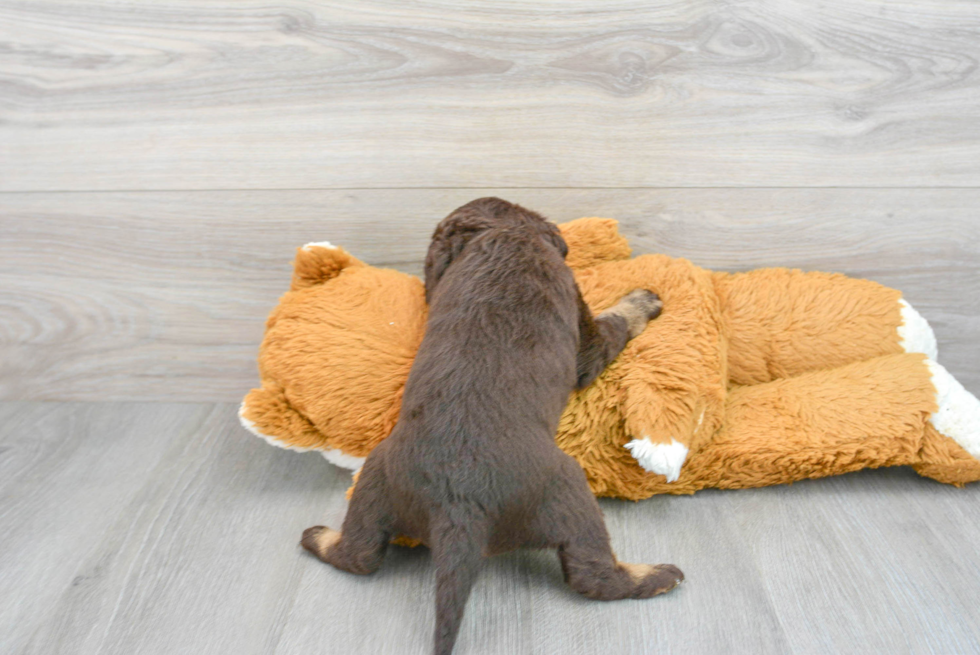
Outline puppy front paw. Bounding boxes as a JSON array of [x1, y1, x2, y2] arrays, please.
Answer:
[[603, 289, 663, 339], [623, 289, 663, 323]]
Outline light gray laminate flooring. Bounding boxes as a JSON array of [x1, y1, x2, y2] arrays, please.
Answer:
[[2, 402, 979, 655]]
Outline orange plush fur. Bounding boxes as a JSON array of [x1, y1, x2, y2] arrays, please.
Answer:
[[241, 219, 980, 499]]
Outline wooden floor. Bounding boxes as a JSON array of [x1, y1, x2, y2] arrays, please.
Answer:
[[2, 1, 979, 654], [3, 402, 980, 655]]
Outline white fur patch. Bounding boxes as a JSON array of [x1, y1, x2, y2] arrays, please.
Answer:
[[926, 360, 980, 460], [898, 299, 938, 360], [237, 401, 366, 469], [302, 241, 336, 251], [624, 437, 689, 483], [320, 449, 367, 470]]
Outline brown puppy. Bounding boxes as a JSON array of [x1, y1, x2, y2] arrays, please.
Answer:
[[302, 198, 682, 655]]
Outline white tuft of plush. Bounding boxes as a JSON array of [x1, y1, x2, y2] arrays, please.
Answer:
[[926, 360, 980, 460], [320, 449, 367, 470], [624, 437, 689, 483], [238, 401, 365, 469], [898, 299, 938, 360], [238, 401, 317, 452], [302, 241, 336, 251]]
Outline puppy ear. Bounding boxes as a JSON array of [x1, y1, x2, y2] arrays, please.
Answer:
[[423, 211, 493, 303], [540, 226, 569, 259], [423, 230, 460, 304]]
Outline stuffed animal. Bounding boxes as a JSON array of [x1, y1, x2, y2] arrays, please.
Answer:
[[240, 218, 980, 500]]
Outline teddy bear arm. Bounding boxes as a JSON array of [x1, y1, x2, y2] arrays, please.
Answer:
[[622, 394, 708, 484], [578, 254, 725, 485], [618, 359, 726, 484]]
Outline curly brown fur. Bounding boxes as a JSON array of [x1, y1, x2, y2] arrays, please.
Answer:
[[302, 197, 681, 655]]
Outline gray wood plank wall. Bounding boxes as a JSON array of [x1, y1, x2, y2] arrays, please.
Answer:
[[3, 1, 979, 402], [2, 1, 980, 190], [1, 189, 977, 400], [2, 1, 978, 403]]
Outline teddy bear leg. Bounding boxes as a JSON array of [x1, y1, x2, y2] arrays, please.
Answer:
[[911, 360, 980, 485], [302, 451, 394, 575], [691, 354, 940, 491], [715, 269, 933, 385], [530, 454, 683, 599]]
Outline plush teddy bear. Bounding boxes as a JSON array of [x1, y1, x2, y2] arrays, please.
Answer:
[[240, 218, 980, 500]]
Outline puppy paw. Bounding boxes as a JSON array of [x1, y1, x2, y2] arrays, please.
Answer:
[[301, 525, 341, 560], [624, 289, 663, 321], [603, 289, 663, 339], [621, 562, 685, 598]]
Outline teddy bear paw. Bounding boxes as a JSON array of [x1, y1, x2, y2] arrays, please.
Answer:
[[624, 437, 689, 482], [898, 299, 938, 360], [926, 359, 980, 460]]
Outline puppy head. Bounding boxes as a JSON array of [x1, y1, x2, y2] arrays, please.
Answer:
[[424, 197, 567, 302]]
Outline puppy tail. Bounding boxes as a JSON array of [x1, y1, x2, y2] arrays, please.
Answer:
[[432, 515, 484, 655]]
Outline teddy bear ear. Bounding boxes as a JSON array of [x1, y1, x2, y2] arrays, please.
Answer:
[[558, 218, 632, 270], [290, 242, 365, 291], [239, 383, 328, 451], [240, 385, 370, 469]]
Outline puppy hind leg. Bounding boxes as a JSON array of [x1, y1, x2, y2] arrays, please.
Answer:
[[558, 541, 683, 601], [534, 457, 683, 600], [301, 455, 394, 575]]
